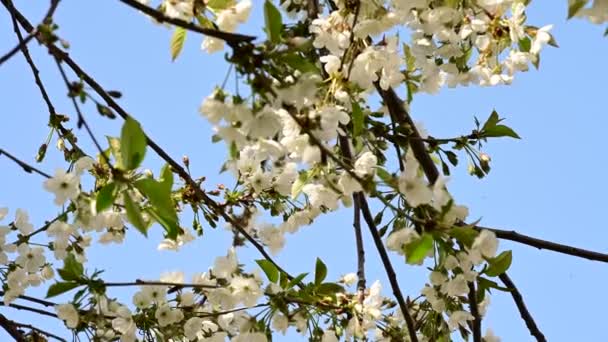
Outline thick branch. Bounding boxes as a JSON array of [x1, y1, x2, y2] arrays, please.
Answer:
[[375, 85, 439, 184], [118, 0, 255, 46], [499, 273, 546, 342], [0, 314, 25, 341], [468, 282, 481, 342], [480, 226, 608, 263]]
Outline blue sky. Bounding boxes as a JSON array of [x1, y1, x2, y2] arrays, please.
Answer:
[[1, 1, 607, 341]]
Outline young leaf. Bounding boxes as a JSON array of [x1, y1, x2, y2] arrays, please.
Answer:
[[124, 191, 148, 236], [96, 182, 117, 213], [485, 250, 513, 276], [483, 125, 521, 139], [120, 117, 147, 170], [106, 136, 123, 169], [47, 282, 80, 298], [351, 101, 364, 137], [481, 110, 501, 131], [317, 282, 345, 296], [314, 258, 327, 286], [264, 0, 282, 44], [286, 272, 308, 289], [405, 233, 434, 264], [449, 226, 479, 248], [159, 164, 174, 193], [171, 27, 187, 61], [256, 259, 279, 283]]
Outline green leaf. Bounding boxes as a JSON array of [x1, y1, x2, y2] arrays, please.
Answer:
[[170, 27, 187, 61], [96, 182, 117, 213], [481, 110, 501, 131], [106, 136, 123, 169], [477, 276, 511, 292], [282, 53, 318, 73], [146, 207, 180, 240], [405, 233, 433, 264], [518, 37, 531, 52], [64, 253, 83, 277], [483, 125, 521, 139], [376, 168, 396, 188], [47, 282, 80, 298], [120, 117, 147, 170], [159, 164, 174, 193], [291, 171, 309, 199], [256, 259, 279, 283], [449, 226, 479, 248], [134, 178, 177, 222], [568, 0, 588, 19], [314, 258, 327, 286], [317, 282, 345, 296], [351, 101, 364, 137], [124, 191, 148, 236], [264, 0, 282, 44], [206, 0, 235, 10], [286, 272, 308, 289], [485, 250, 513, 277]]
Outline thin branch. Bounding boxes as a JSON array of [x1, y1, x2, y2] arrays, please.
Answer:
[[357, 192, 418, 342], [12, 321, 67, 342], [118, 0, 255, 46], [54, 59, 110, 164], [1, 303, 59, 319], [0, 31, 35, 66], [103, 279, 218, 289], [498, 273, 546, 342], [480, 226, 608, 263], [468, 282, 481, 342], [0, 148, 52, 178], [353, 195, 366, 297], [0, 291, 56, 308], [6, 0, 57, 121], [0, 314, 25, 341]]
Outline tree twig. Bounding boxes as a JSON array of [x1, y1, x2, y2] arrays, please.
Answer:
[[499, 273, 546, 342], [0, 148, 51, 178], [118, 0, 256, 46], [480, 226, 608, 263]]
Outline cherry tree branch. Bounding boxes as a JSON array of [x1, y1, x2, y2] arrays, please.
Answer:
[[468, 282, 481, 342], [10, 320, 67, 342], [0, 148, 52, 178], [357, 192, 419, 342], [0, 314, 25, 341], [102, 279, 218, 289], [480, 226, 608, 263], [118, 0, 256, 46], [498, 273, 546, 342], [0, 31, 34, 66]]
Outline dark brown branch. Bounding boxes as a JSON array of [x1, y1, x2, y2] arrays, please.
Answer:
[[0, 148, 51, 178], [0, 291, 56, 308], [0, 303, 58, 319], [11, 321, 66, 342], [0, 314, 25, 341], [103, 279, 218, 288], [353, 196, 366, 296], [480, 226, 608, 263], [118, 0, 255, 46], [357, 193, 419, 342], [468, 282, 481, 342], [498, 273, 546, 342], [375, 85, 439, 184], [0, 32, 34, 66]]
